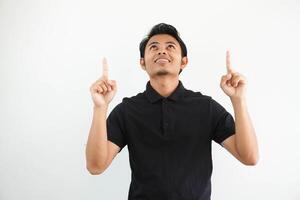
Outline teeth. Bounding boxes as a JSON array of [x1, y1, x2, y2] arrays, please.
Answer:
[[156, 59, 169, 63]]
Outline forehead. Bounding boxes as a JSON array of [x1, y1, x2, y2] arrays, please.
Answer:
[[147, 34, 180, 46]]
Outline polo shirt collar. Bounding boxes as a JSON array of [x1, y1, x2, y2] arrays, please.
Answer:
[[145, 80, 185, 103]]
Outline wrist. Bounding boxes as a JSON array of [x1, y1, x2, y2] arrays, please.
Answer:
[[230, 96, 245, 102], [230, 96, 247, 108], [93, 105, 108, 111]]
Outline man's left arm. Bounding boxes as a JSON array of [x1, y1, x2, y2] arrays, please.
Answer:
[[220, 51, 259, 166]]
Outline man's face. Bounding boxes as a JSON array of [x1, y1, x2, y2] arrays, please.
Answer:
[[140, 34, 188, 78]]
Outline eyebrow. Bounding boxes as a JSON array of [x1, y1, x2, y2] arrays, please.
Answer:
[[147, 41, 177, 46]]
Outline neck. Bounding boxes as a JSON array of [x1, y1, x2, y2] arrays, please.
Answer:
[[149, 77, 179, 97]]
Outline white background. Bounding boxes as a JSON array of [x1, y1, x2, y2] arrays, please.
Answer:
[[1, 0, 300, 199]]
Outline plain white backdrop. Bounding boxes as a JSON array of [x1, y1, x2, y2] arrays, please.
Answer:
[[1, 0, 300, 199]]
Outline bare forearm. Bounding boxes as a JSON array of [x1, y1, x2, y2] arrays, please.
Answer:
[[86, 106, 109, 171], [231, 97, 259, 163]]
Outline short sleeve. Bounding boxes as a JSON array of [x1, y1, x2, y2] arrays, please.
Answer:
[[106, 103, 127, 152], [210, 98, 235, 146]]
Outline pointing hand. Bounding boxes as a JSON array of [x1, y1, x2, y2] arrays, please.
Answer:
[[90, 58, 117, 108], [220, 51, 247, 100]]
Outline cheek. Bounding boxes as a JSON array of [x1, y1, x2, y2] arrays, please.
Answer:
[[172, 55, 183, 63], [144, 54, 155, 63], [144, 57, 151, 65]]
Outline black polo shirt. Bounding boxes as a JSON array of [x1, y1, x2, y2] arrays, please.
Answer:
[[106, 80, 235, 200]]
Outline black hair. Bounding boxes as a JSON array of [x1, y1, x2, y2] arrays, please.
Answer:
[[139, 23, 187, 74]]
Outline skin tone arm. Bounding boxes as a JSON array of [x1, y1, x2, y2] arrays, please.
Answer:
[[86, 58, 120, 175], [220, 51, 259, 165]]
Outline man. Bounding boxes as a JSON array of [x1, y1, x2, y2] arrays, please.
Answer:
[[86, 23, 259, 200]]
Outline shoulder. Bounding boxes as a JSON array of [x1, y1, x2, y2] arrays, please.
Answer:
[[182, 88, 227, 112], [109, 92, 145, 114], [120, 92, 146, 105], [183, 88, 212, 101]]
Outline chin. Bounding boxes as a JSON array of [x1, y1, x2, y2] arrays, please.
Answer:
[[155, 68, 176, 76]]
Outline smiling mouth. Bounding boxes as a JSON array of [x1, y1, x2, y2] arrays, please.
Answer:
[[155, 58, 170, 63]]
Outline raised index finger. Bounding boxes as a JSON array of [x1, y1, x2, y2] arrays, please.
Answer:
[[226, 50, 234, 74], [102, 57, 109, 80]]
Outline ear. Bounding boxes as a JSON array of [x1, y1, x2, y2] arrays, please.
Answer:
[[140, 58, 146, 70], [180, 56, 188, 70]]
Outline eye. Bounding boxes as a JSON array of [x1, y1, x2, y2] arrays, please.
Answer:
[[150, 45, 158, 50], [168, 44, 175, 49]]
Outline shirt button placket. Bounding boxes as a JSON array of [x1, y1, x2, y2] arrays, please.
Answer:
[[162, 98, 170, 199], [162, 99, 169, 132]]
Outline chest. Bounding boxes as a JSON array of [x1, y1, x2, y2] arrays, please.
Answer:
[[123, 100, 212, 147]]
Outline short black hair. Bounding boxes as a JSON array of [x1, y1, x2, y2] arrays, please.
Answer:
[[139, 23, 187, 74]]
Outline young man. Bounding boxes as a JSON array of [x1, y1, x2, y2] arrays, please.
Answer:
[[86, 23, 259, 200]]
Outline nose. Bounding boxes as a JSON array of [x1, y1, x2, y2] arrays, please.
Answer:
[[158, 51, 166, 55], [156, 45, 167, 55]]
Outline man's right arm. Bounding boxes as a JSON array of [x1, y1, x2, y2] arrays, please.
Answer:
[[86, 57, 120, 175], [85, 106, 120, 175]]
